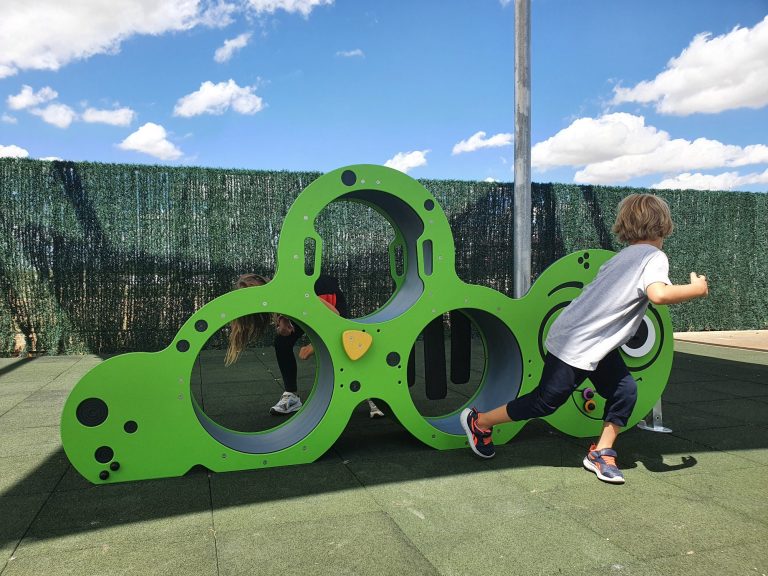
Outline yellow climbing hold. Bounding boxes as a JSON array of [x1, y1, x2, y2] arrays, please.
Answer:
[[342, 330, 373, 361]]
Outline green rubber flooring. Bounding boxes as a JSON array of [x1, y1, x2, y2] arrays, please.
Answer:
[[1, 340, 767, 576]]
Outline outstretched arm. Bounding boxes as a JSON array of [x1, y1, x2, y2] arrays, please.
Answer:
[[646, 273, 708, 305]]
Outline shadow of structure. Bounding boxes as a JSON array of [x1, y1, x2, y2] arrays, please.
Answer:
[[1, 349, 767, 555]]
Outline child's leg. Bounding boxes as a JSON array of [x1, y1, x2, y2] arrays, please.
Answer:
[[477, 353, 587, 429], [590, 349, 638, 449], [273, 328, 304, 393], [462, 353, 586, 459]]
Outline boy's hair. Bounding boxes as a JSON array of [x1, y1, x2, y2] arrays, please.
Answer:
[[612, 194, 674, 244], [224, 273, 272, 366]]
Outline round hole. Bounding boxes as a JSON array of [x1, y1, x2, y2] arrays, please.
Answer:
[[194, 320, 208, 333], [350, 380, 361, 392], [99, 471, 109, 481], [176, 340, 190, 352], [424, 199, 435, 211], [124, 420, 138, 434], [584, 263, 590, 270], [341, 170, 357, 186], [94, 446, 114, 464], [76, 398, 108, 427], [408, 309, 516, 428], [110, 461, 120, 471], [386, 352, 400, 367], [191, 311, 320, 434]]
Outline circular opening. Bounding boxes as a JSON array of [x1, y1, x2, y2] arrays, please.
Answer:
[[313, 200, 398, 319], [191, 312, 320, 434], [407, 309, 521, 435], [312, 192, 425, 323]]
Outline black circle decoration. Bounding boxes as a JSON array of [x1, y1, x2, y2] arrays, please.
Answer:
[[176, 339, 190, 352], [194, 320, 208, 332], [626, 319, 649, 350], [99, 471, 109, 481], [341, 170, 357, 186], [386, 352, 400, 367], [95, 446, 114, 464], [124, 420, 138, 434], [350, 380, 361, 392], [76, 398, 108, 427], [110, 461, 121, 471], [424, 199, 435, 211]]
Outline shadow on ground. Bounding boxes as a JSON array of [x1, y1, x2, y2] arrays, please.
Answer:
[[1, 345, 767, 574]]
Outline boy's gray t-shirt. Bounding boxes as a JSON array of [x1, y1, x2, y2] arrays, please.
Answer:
[[545, 244, 671, 371]]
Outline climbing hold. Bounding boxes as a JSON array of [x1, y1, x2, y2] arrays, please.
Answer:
[[342, 330, 373, 361]]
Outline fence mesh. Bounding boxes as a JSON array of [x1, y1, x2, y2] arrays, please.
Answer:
[[1, 158, 765, 355]]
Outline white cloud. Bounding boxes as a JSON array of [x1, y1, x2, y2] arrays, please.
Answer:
[[174, 79, 264, 116], [613, 16, 768, 115], [532, 112, 768, 185], [532, 113, 667, 170], [1, 114, 17, 124], [384, 150, 429, 174], [30, 104, 77, 128], [0, 0, 233, 78], [82, 107, 136, 126], [484, 177, 498, 183], [118, 122, 183, 160], [7, 85, 58, 110], [246, 0, 333, 17], [651, 169, 768, 191], [40, 156, 64, 161], [452, 131, 513, 155], [0, 144, 29, 158], [214, 32, 252, 63], [336, 49, 364, 58]]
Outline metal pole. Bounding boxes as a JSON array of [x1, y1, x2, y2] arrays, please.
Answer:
[[513, 0, 531, 298]]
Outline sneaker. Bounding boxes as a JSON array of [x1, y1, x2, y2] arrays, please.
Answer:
[[269, 392, 302, 415], [367, 399, 385, 418], [583, 443, 625, 484], [459, 407, 495, 459]]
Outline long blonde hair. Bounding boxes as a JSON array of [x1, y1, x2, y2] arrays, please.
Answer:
[[224, 273, 271, 366]]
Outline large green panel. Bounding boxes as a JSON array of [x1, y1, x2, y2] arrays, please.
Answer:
[[60, 165, 673, 483]]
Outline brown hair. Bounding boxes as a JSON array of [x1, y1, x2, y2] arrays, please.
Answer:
[[612, 194, 674, 244], [224, 273, 271, 366]]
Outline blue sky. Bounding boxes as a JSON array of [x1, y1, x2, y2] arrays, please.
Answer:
[[1, 0, 767, 191]]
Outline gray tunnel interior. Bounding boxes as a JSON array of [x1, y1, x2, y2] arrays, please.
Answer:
[[342, 190, 425, 323], [426, 309, 523, 436], [192, 321, 334, 454]]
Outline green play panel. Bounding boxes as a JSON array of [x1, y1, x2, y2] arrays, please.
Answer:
[[60, 165, 672, 483]]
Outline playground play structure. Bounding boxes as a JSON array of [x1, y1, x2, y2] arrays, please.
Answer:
[[60, 165, 673, 484]]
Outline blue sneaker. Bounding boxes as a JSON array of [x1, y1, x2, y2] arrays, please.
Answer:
[[460, 408, 495, 459], [583, 444, 625, 484]]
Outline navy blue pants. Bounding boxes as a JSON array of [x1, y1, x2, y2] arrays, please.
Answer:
[[506, 350, 638, 427]]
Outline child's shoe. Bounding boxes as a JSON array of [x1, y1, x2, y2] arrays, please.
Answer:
[[583, 443, 625, 484], [367, 399, 385, 418], [269, 391, 302, 415], [460, 407, 495, 458]]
